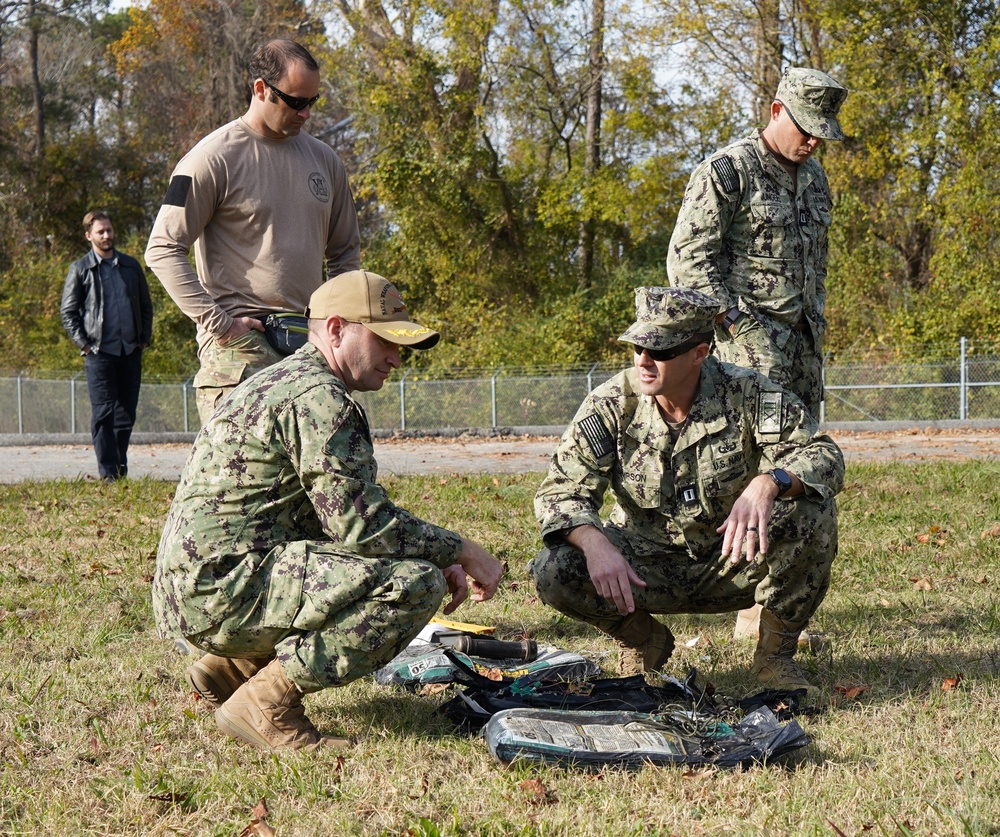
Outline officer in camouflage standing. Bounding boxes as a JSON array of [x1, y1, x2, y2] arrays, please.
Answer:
[[667, 67, 848, 417], [530, 287, 844, 698], [668, 67, 848, 639], [153, 270, 503, 751]]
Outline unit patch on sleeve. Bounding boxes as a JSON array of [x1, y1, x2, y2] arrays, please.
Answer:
[[711, 156, 740, 196], [757, 391, 783, 434], [162, 175, 193, 207], [579, 413, 615, 459]]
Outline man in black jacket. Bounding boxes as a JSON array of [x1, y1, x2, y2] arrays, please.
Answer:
[[61, 210, 153, 481]]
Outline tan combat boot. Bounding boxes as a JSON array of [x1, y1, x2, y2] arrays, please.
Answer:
[[185, 653, 273, 707], [751, 609, 820, 699], [215, 659, 351, 752], [608, 610, 675, 677]]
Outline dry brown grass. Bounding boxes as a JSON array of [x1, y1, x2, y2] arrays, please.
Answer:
[[1, 463, 998, 835]]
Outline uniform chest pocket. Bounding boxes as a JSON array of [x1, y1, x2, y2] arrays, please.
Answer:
[[809, 204, 832, 229], [617, 447, 666, 510], [747, 201, 797, 258], [705, 455, 751, 500]]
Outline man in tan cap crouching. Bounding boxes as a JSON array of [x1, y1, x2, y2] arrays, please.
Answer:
[[152, 270, 503, 751], [531, 286, 843, 699]]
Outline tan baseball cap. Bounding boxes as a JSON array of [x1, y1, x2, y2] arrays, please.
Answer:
[[306, 270, 440, 350]]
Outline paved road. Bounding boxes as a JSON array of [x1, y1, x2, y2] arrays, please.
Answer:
[[1, 427, 999, 483]]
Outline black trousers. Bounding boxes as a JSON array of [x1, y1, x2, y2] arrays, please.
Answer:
[[84, 348, 143, 479]]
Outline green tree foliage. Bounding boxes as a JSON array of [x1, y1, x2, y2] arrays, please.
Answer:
[[1, 0, 999, 376], [821, 0, 1000, 354]]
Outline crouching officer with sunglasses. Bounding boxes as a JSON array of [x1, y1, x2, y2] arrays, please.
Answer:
[[530, 287, 844, 700]]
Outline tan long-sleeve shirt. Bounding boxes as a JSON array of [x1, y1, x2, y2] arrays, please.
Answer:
[[146, 118, 361, 345]]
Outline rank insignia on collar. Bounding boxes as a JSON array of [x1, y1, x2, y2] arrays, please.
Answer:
[[758, 391, 783, 434]]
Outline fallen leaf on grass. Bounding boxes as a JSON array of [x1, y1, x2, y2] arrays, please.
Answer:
[[408, 774, 430, 799], [238, 799, 275, 837], [834, 683, 869, 700], [980, 523, 1000, 539], [909, 577, 933, 591], [519, 778, 556, 805], [418, 683, 451, 697], [682, 768, 717, 780], [85, 562, 121, 577], [941, 674, 964, 691], [148, 792, 190, 805]]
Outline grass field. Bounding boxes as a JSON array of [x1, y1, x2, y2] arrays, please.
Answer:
[[1, 462, 999, 836]]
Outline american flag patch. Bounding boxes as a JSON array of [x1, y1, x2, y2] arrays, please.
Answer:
[[579, 413, 614, 458], [711, 156, 740, 195]]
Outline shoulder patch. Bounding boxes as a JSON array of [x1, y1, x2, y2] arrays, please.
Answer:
[[579, 413, 615, 459], [162, 175, 192, 208], [757, 391, 783, 434], [711, 156, 740, 195]]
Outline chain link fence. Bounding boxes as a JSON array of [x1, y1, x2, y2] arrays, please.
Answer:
[[4, 339, 1000, 436]]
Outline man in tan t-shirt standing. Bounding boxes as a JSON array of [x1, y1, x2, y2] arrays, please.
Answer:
[[146, 38, 361, 422]]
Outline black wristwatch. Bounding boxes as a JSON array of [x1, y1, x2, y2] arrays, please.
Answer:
[[722, 307, 743, 332], [767, 468, 793, 498]]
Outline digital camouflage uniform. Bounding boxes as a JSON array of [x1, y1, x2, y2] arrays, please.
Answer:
[[153, 343, 462, 694], [530, 357, 844, 632], [667, 130, 832, 414]]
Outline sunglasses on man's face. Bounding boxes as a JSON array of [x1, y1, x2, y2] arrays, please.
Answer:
[[633, 340, 702, 362], [263, 78, 320, 112]]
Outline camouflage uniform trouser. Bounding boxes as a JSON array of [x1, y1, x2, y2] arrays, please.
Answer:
[[715, 317, 822, 417], [193, 330, 283, 423], [186, 542, 447, 694], [529, 497, 837, 632]]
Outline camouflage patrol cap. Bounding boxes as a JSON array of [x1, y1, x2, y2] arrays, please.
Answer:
[[618, 287, 721, 351], [775, 67, 848, 141], [306, 269, 440, 349]]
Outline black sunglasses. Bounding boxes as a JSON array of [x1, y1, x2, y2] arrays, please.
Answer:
[[263, 78, 320, 112], [777, 99, 815, 140], [633, 339, 704, 362]]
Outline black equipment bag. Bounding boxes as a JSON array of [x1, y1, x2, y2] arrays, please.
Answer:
[[261, 313, 309, 356]]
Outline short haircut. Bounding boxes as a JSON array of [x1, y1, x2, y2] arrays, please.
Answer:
[[83, 210, 112, 232], [248, 39, 319, 88]]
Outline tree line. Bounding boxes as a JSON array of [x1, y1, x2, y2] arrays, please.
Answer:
[[1, 0, 998, 379]]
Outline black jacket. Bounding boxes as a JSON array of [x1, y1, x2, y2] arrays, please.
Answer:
[[60, 249, 153, 353]]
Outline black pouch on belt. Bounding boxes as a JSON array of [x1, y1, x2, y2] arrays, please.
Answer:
[[261, 313, 309, 356]]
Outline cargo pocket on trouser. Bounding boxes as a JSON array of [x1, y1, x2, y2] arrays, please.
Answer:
[[193, 358, 248, 420], [751, 497, 838, 624], [257, 542, 381, 631], [264, 543, 447, 692], [194, 331, 282, 420]]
